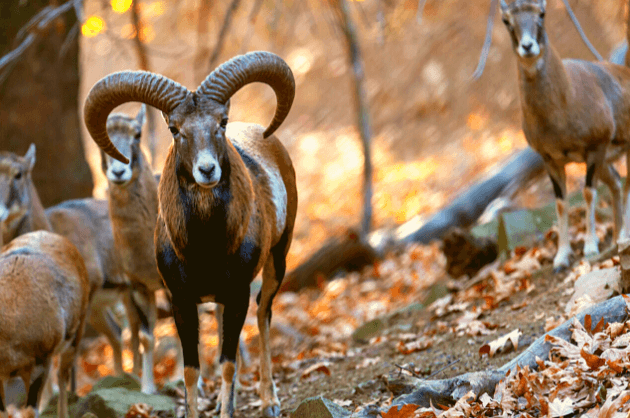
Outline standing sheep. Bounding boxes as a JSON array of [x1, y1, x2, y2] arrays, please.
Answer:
[[0, 231, 92, 418], [84, 51, 297, 418]]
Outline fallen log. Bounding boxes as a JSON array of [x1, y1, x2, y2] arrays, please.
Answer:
[[389, 295, 629, 408], [282, 147, 545, 292]]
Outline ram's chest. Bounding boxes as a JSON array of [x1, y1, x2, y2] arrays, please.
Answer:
[[156, 226, 263, 302]]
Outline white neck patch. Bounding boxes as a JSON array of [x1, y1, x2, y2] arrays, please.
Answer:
[[258, 160, 287, 235]]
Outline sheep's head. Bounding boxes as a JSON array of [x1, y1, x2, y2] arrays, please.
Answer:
[[0, 144, 35, 223], [102, 105, 146, 185], [500, 0, 547, 65], [84, 51, 295, 189], [164, 95, 229, 187]]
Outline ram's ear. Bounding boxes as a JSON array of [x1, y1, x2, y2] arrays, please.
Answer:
[[224, 99, 231, 116], [24, 144, 36, 172], [162, 111, 169, 124]]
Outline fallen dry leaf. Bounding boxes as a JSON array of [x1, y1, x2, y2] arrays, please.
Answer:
[[300, 362, 332, 379], [479, 328, 521, 358], [380, 404, 419, 418], [125, 403, 155, 418], [397, 337, 433, 354], [548, 397, 574, 418]]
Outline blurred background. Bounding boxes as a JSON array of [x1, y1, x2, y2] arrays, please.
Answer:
[[2, 0, 630, 414], [1, 0, 628, 271]]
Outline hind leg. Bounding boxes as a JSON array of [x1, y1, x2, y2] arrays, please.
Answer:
[[0, 379, 5, 418], [257, 251, 287, 418], [545, 160, 570, 271], [25, 361, 49, 418], [89, 291, 124, 375], [123, 289, 143, 379], [599, 163, 623, 242], [621, 149, 630, 240]]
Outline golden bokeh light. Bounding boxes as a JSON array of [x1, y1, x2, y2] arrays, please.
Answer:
[[111, 0, 132, 13], [81, 16, 105, 38]]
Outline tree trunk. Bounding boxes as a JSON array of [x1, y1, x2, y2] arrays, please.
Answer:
[[0, 0, 93, 207], [282, 147, 545, 292]]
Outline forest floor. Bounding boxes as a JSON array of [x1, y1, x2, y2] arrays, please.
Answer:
[[69, 204, 628, 417]]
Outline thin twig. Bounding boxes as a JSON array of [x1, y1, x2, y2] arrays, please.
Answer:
[[560, 0, 602, 61], [428, 359, 461, 378], [0, 0, 75, 74], [471, 0, 497, 81], [416, 0, 428, 24], [394, 359, 461, 380], [59, 22, 79, 60]]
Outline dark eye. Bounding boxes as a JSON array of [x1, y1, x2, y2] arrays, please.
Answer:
[[540, 11, 545, 18], [502, 18, 510, 25], [135, 133, 141, 140], [14, 171, 22, 180], [220, 118, 228, 128], [169, 126, 179, 136]]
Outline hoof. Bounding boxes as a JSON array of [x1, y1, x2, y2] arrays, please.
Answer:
[[262, 405, 281, 418]]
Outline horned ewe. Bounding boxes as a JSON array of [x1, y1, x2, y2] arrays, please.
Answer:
[[85, 51, 297, 418], [0, 231, 91, 418], [0, 145, 134, 379], [500, 0, 630, 270]]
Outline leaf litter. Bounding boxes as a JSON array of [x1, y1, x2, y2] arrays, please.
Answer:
[[70, 169, 629, 417]]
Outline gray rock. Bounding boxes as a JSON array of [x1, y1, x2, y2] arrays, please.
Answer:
[[74, 387, 176, 418], [291, 396, 351, 418], [92, 373, 142, 392]]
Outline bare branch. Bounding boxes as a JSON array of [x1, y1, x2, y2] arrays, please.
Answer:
[[239, 0, 264, 54], [416, 0, 428, 24], [471, 0, 497, 81], [560, 0, 602, 61], [333, 0, 374, 241], [59, 21, 79, 60], [1, 0, 75, 76], [131, 0, 159, 166], [193, 0, 212, 83], [207, 0, 240, 72]]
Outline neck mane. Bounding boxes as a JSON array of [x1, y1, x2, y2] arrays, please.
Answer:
[[158, 142, 254, 257]]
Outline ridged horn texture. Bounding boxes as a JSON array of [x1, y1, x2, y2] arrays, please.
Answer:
[[197, 51, 295, 138], [84, 71, 190, 163]]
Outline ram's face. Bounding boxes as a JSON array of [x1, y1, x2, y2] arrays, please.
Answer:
[[501, 0, 546, 63], [165, 94, 229, 189], [102, 114, 142, 186], [0, 145, 35, 224]]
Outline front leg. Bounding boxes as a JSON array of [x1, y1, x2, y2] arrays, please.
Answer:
[[171, 296, 201, 418], [546, 161, 570, 271], [217, 293, 250, 418]]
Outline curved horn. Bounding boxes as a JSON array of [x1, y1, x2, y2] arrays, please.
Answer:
[[197, 51, 295, 138], [84, 71, 189, 163]]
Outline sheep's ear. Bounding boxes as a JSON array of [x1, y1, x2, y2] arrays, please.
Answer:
[[161, 111, 169, 124], [24, 143, 36, 172], [225, 99, 231, 116], [136, 104, 147, 127]]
